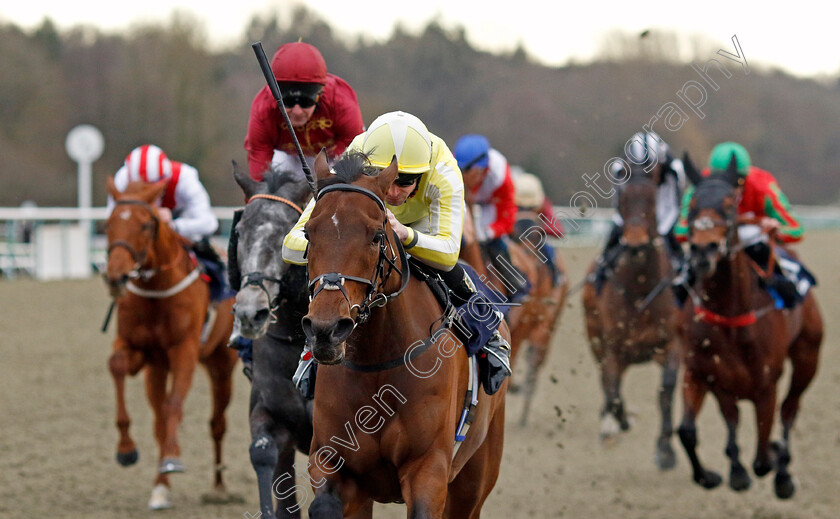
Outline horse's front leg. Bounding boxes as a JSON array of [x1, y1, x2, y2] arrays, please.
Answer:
[[654, 342, 679, 470], [752, 390, 778, 479], [399, 452, 450, 518], [108, 338, 144, 466], [159, 342, 199, 474], [677, 369, 722, 489], [307, 461, 369, 518], [716, 394, 750, 491], [599, 349, 629, 441], [145, 360, 173, 509]]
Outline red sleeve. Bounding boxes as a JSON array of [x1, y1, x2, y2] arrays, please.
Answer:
[[489, 165, 516, 239], [244, 87, 278, 181], [325, 75, 364, 157], [539, 196, 563, 236]]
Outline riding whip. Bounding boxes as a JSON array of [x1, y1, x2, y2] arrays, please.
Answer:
[[251, 41, 318, 195]]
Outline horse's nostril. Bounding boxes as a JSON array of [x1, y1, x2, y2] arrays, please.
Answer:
[[254, 308, 270, 324], [301, 317, 313, 338], [332, 318, 355, 343]]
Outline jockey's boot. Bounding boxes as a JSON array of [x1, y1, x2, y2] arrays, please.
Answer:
[[479, 330, 512, 395], [671, 261, 695, 308], [762, 275, 799, 308], [193, 237, 235, 302], [292, 348, 317, 399], [590, 223, 624, 294], [440, 263, 513, 395]]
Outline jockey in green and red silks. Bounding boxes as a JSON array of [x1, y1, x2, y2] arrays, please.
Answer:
[[672, 141, 813, 310], [674, 141, 803, 243]]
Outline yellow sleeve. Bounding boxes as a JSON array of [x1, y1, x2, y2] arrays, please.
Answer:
[[282, 198, 316, 265], [405, 137, 464, 271]]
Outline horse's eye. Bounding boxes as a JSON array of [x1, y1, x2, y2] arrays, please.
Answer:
[[372, 231, 385, 244]]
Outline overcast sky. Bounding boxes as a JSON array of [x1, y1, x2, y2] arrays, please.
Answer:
[[2, 1, 838, 78]]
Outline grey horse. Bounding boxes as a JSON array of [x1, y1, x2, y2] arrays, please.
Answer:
[[231, 162, 314, 519]]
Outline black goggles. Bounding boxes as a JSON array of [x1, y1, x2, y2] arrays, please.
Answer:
[[282, 94, 318, 108], [394, 174, 420, 188]]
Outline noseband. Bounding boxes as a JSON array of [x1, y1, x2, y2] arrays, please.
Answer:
[[106, 199, 163, 280], [308, 183, 411, 325]]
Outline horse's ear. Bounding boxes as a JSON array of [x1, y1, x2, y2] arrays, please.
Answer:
[[106, 176, 121, 200], [376, 156, 399, 194], [682, 152, 703, 186], [232, 160, 259, 199], [723, 153, 741, 188], [149, 179, 168, 204], [314, 148, 332, 182]]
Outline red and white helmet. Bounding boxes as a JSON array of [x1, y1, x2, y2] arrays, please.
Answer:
[[124, 145, 172, 182]]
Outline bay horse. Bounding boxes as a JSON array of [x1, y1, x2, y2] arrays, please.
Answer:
[[302, 151, 508, 518], [581, 166, 681, 470], [230, 162, 314, 519], [460, 204, 567, 426], [103, 178, 239, 509], [677, 155, 823, 498]]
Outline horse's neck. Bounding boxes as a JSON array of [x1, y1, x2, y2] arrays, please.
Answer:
[[698, 250, 755, 313], [615, 243, 668, 289], [146, 226, 190, 283], [349, 280, 435, 365]]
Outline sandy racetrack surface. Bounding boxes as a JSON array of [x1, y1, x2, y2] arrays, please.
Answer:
[[2, 231, 838, 518]]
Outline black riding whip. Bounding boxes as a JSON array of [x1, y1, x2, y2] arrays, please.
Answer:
[[251, 41, 318, 195]]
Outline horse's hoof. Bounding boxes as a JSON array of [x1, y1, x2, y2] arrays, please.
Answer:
[[599, 414, 621, 443], [729, 466, 752, 492], [148, 484, 172, 510], [695, 470, 722, 489], [116, 449, 138, 467], [774, 473, 796, 499], [158, 457, 185, 474], [654, 442, 676, 471], [753, 458, 773, 478]]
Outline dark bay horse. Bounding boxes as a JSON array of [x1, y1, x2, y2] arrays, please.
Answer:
[[302, 151, 508, 518], [460, 206, 567, 426], [581, 167, 681, 470], [103, 178, 239, 509], [677, 156, 823, 498], [230, 163, 314, 519]]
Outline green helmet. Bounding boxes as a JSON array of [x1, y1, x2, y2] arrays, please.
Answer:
[[709, 142, 751, 176]]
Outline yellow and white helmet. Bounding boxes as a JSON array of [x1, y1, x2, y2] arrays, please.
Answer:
[[361, 111, 432, 174]]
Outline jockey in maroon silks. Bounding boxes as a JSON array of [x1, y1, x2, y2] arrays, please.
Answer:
[[244, 41, 364, 181]]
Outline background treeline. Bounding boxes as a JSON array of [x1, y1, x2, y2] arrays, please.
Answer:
[[1, 7, 839, 208]]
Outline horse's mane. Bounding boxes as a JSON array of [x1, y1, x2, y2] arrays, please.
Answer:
[[318, 151, 381, 190]]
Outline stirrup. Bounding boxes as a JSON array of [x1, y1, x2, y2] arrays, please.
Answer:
[[479, 332, 511, 395], [293, 350, 317, 399]]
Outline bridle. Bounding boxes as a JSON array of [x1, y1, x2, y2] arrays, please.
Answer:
[[684, 181, 776, 327], [236, 193, 305, 308], [686, 179, 744, 260], [307, 183, 411, 325], [106, 199, 182, 281]]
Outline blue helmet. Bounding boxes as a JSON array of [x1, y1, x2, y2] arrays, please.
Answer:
[[454, 134, 490, 171]]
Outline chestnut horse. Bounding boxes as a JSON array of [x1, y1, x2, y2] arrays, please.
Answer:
[[581, 169, 681, 470], [230, 163, 314, 519], [302, 151, 508, 518], [460, 207, 567, 426], [103, 178, 239, 509], [677, 156, 823, 498]]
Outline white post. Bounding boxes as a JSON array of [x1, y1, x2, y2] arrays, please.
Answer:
[[65, 124, 104, 277]]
